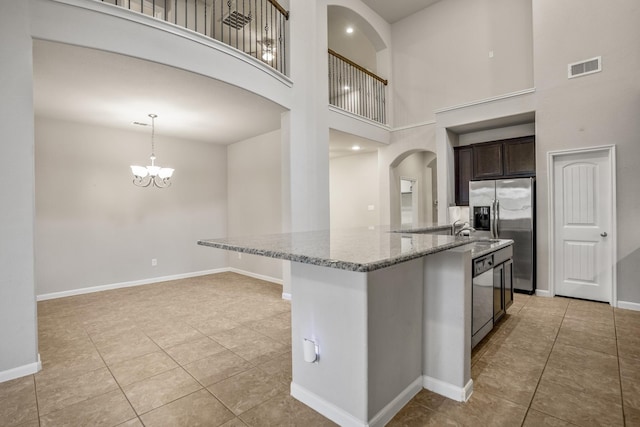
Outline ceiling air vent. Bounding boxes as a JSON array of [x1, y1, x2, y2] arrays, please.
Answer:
[[222, 10, 252, 30], [568, 56, 601, 79]]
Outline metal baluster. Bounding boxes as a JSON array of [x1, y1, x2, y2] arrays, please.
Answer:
[[253, 0, 257, 62], [242, 0, 245, 55], [227, 0, 231, 49], [330, 54, 334, 107], [364, 72, 368, 120], [350, 62, 354, 114]]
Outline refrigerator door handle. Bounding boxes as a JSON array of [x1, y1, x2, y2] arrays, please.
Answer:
[[495, 200, 500, 238], [491, 200, 496, 239]]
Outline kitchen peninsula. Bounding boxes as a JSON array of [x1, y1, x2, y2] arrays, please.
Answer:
[[198, 226, 513, 427]]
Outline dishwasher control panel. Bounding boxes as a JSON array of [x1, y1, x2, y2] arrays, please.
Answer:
[[473, 254, 494, 277]]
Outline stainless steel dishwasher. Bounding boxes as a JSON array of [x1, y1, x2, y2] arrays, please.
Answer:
[[472, 253, 494, 348]]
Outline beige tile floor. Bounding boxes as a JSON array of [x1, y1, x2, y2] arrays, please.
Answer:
[[1, 272, 639, 426]]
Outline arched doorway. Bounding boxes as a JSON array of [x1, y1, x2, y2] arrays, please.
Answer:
[[390, 150, 438, 228]]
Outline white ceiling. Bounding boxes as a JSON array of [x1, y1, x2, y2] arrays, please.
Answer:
[[33, 40, 285, 144], [329, 129, 385, 159], [360, 0, 442, 23]]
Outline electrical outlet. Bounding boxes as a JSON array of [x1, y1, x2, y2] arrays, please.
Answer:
[[367, 205, 375, 211], [237, 252, 242, 259], [151, 258, 157, 266]]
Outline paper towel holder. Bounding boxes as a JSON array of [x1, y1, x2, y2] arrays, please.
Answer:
[[303, 338, 318, 363]]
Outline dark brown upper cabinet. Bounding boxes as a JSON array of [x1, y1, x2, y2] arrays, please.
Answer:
[[454, 136, 535, 206], [503, 137, 536, 176], [454, 147, 473, 206], [473, 142, 504, 179]]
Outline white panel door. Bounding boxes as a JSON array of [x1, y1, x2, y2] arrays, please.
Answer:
[[553, 149, 612, 302]]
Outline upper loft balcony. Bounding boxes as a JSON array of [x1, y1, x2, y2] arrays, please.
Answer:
[[328, 48, 387, 125], [327, 5, 390, 132], [90, 1, 389, 130], [98, 0, 289, 76]]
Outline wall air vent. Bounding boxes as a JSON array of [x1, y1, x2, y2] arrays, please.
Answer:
[[222, 10, 252, 30], [568, 56, 602, 79]]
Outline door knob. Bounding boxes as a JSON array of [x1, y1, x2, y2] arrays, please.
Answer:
[[600, 232, 608, 237]]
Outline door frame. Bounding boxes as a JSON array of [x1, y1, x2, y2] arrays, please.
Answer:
[[547, 145, 617, 305]]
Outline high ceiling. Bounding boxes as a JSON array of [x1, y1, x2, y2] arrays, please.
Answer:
[[360, 0, 442, 23], [33, 0, 433, 152], [33, 40, 285, 145]]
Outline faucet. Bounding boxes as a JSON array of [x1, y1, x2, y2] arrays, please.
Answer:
[[451, 219, 464, 236], [456, 225, 476, 236]]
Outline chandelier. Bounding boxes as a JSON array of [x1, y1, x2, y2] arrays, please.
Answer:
[[130, 114, 174, 188]]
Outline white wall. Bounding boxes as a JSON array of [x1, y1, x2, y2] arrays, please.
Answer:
[[458, 123, 535, 146], [391, 0, 534, 128], [227, 130, 283, 281], [0, 0, 39, 379], [532, 0, 640, 302], [35, 118, 227, 296], [330, 152, 380, 229]]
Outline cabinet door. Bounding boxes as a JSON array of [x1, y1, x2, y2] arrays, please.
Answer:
[[454, 147, 473, 206], [493, 263, 505, 322], [504, 259, 513, 310], [504, 137, 535, 176], [473, 142, 503, 179]]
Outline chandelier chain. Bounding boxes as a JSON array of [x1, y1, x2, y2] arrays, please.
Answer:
[[149, 113, 157, 158]]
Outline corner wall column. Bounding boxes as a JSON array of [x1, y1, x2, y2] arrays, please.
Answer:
[[0, 0, 40, 381]]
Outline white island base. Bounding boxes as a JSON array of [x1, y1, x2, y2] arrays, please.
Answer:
[[289, 248, 473, 427]]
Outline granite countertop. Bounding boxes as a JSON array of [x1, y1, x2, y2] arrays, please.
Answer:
[[390, 223, 452, 233], [448, 238, 514, 259], [198, 227, 513, 273]]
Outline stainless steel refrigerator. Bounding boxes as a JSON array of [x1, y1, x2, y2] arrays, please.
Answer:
[[469, 177, 535, 294]]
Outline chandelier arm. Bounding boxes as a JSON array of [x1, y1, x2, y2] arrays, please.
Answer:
[[133, 175, 152, 187], [151, 176, 172, 188]]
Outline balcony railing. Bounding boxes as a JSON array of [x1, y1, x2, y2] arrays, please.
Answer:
[[328, 49, 387, 125], [99, 0, 289, 75]]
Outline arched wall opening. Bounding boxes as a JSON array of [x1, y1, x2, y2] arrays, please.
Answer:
[[389, 149, 438, 228]]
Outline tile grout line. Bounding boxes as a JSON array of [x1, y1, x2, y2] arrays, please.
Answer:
[[142, 325, 280, 422], [85, 331, 145, 427], [142, 332, 240, 419], [32, 373, 42, 427], [613, 309, 626, 427], [518, 297, 569, 427]]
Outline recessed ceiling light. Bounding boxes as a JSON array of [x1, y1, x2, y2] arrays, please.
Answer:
[[352, 145, 361, 151], [346, 27, 354, 34]]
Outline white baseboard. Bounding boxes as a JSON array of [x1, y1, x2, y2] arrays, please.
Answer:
[[291, 382, 365, 427], [423, 375, 473, 402], [291, 377, 421, 427], [617, 300, 640, 312], [282, 292, 292, 300], [36, 268, 228, 301], [0, 353, 41, 383], [535, 289, 552, 297], [368, 377, 423, 427], [227, 268, 283, 286]]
